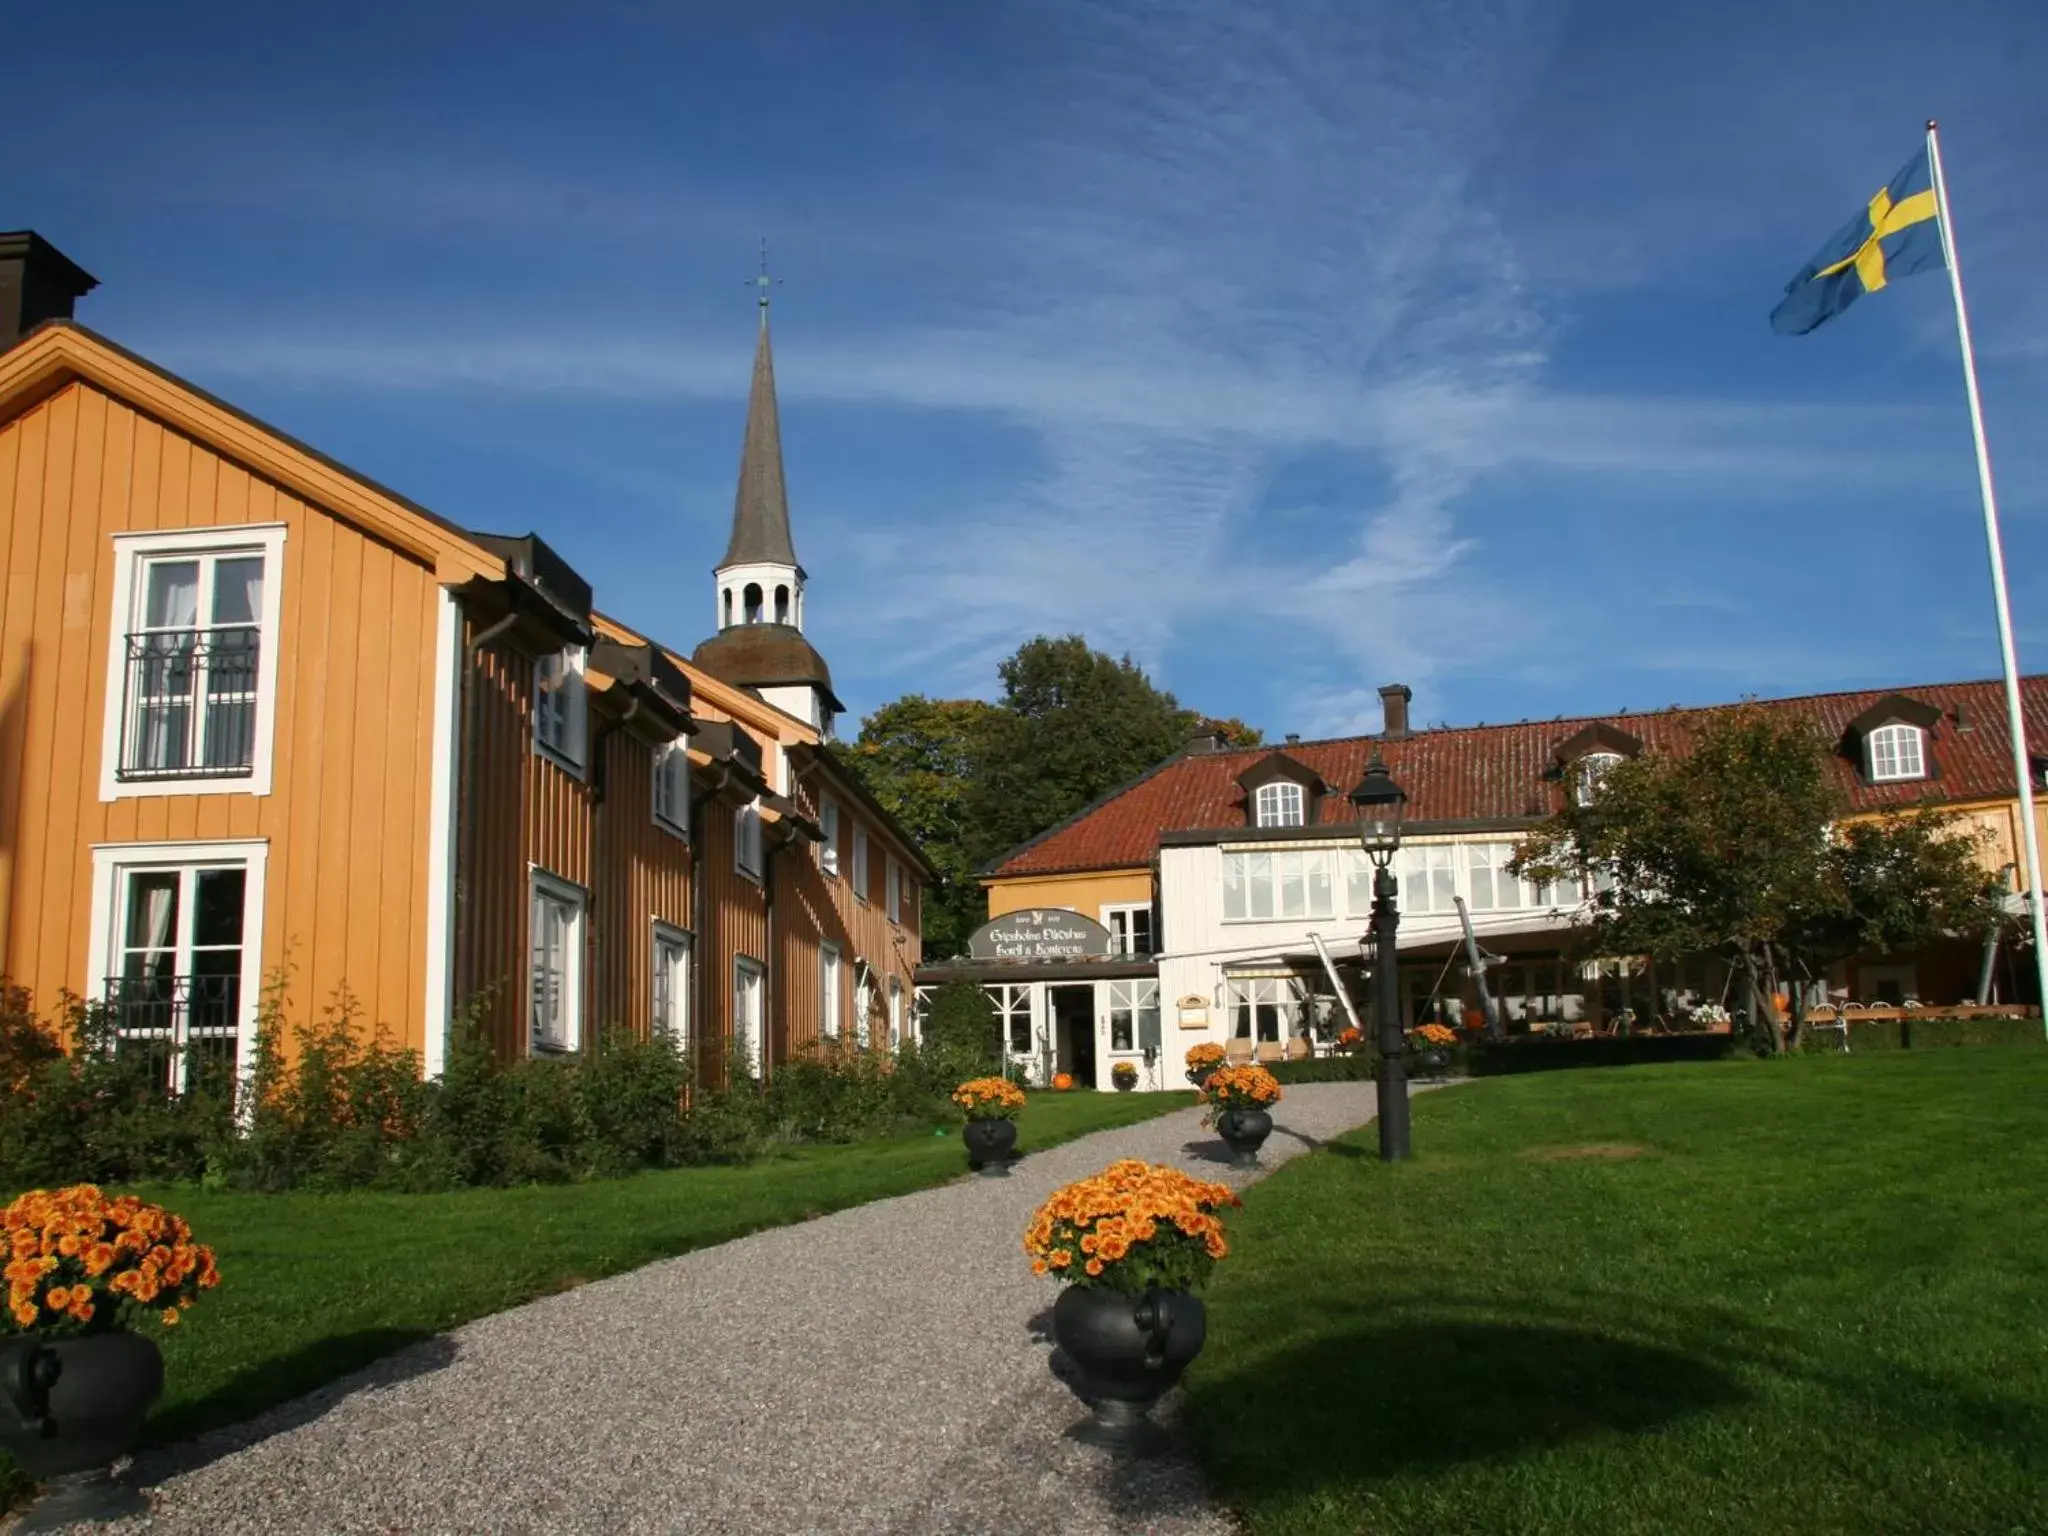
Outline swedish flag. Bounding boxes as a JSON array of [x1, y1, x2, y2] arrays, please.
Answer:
[[1771, 149, 1946, 335]]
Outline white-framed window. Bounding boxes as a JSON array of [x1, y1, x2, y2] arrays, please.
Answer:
[[653, 923, 691, 1047], [818, 797, 840, 877], [99, 525, 287, 801], [1222, 849, 1336, 922], [1107, 979, 1159, 1053], [1868, 723, 1927, 782], [888, 976, 904, 1048], [1227, 976, 1298, 1044], [533, 647, 589, 775], [1574, 751, 1623, 806], [995, 983, 1034, 1056], [1466, 843, 1528, 912], [529, 869, 586, 1053], [1398, 845, 1459, 915], [1103, 903, 1154, 957], [821, 941, 842, 1038], [735, 798, 764, 881], [851, 974, 876, 1056], [886, 857, 902, 923], [733, 956, 765, 1074], [87, 839, 269, 1094], [1253, 781, 1306, 828], [852, 825, 870, 901], [652, 742, 689, 839]]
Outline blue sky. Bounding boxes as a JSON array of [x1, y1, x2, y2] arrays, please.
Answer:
[[13, 0, 2048, 738]]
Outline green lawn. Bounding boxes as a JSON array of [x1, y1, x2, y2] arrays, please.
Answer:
[[2, 1086, 1188, 1501], [1184, 1051, 2048, 1535]]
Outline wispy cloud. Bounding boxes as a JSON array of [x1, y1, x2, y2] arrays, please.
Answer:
[[103, 0, 2046, 730]]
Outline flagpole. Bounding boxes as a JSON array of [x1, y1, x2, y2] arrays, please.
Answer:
[[1925, 119, 2048, 1035]]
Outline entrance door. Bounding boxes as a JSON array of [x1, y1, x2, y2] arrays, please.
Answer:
[[1048, 984, 1098, 1087]]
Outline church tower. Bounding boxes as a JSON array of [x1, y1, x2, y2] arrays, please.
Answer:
[[691, 265, 844, 735]]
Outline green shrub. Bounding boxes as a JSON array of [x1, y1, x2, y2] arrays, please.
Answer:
[[922, 981, 1003, 1069], [0, 993, 227, 1191], [1268, 1054, 1378, 1085], [1797, 1014, 2045, 1052], [572, 1032, 691, 1175], [671, 1042, 771, 1164], [1466, 1033, 1739, 1075], [221, 987, 436, 1193]]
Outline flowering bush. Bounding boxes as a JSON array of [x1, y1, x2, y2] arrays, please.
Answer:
[[1203, 1063, 1282, 1116], [1111, 1061, 1139, 1086], [1184, 1042, 1225, 1073], [3, 1185, 219, 1337], [1689, 1003, 1732, 1029], [1024, 1159, 1240, 1294], [1335, 1026, 1364, 1052], [1410, 1024, 1458, 1050], [952, 1077, 1027, 1121]]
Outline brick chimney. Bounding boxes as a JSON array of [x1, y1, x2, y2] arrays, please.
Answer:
[[0, 232, 98, 349], [1378, 683, 1413, 740]]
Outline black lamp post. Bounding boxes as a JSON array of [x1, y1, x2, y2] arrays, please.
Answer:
[[1349, 753, 1411, 1162]]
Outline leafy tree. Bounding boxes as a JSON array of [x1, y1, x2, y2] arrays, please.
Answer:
[[1514, 707, 2006, 1052], [967, 635, 1250, 868], [840, 696, 1004, 959], [848, 636, 1259, 959]]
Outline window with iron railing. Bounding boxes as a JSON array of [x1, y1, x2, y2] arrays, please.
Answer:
[[117, 553, 265, 781], [102, 972, 242, 1094], [102, 858, 252, 1094]]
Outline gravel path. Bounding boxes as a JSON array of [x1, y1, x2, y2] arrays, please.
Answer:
[[46, 1081, 1412, 1536]]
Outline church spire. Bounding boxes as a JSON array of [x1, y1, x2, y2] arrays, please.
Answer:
[[721, 243, 797, 569]]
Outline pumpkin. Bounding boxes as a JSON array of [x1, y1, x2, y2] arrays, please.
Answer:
[[1052, 1072, 1075, 1091]]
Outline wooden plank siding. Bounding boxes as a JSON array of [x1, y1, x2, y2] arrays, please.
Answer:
[[0, 381, 442, 1050], [588, 724, 692, 1042], [691, 773, 768, 1078], [782, 761, 922, 1054]]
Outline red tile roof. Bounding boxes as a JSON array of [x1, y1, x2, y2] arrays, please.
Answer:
[[987, 676, 2048, 878]]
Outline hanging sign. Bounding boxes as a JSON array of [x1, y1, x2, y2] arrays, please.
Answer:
[[969, 908, 1112, 961]]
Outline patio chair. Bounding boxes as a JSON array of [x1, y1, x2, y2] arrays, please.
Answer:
[[1224, 1037, 1255, 1066], [1254, 1041, 1285, 1065], [1285, 1035, 1312, 1061]]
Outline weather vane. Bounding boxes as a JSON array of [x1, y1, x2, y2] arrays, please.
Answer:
[[749, 238, 781, 320]]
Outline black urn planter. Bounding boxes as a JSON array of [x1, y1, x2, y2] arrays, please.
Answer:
[[1412, 1048, 1451, 1078], [1214, 1107, 1273, 1164], [1185, 1066, 1217, 1090], [962, 1116, 1018, 1175], [1051, 1284, 1207, 1456], [0, 1331, 163, 1529], [1113, 1074, 1137, 1093]]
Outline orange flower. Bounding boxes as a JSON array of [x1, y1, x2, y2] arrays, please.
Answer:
[[161, 1308, 180, 1327], [44, 1285, 71, 1311]]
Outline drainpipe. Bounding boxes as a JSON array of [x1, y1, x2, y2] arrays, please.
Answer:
[[588, 696, 642, 1045], [763, 832, 777, 1079], [455, 609, 520, 1015], [689, 763, 731, 1086]]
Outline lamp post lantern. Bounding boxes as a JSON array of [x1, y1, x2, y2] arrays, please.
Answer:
[[1348, 753, 1411, 1162]]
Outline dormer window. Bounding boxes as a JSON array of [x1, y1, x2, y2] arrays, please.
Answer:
[[1843, 694, 1942, 786], [1574, 751, 1623, 805], [1236, 751, 1327, 830], [1868, 723, 1926, 782], [1254, 781, 1305, 828]]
